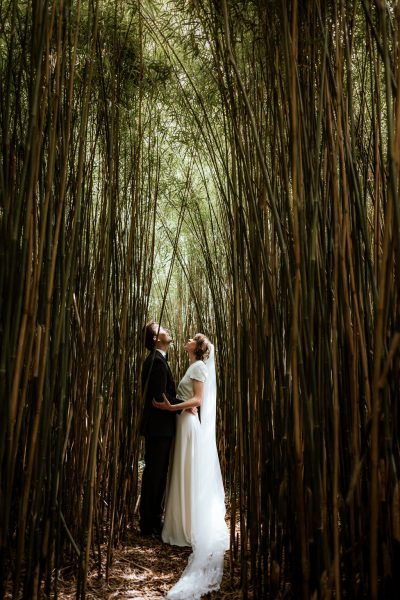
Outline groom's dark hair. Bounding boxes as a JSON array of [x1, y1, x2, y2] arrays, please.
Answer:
[[144, 320, 158, 351]]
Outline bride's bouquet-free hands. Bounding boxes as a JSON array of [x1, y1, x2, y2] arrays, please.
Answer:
[[153, 394, 198, 416], [152, 393, 173, 411]]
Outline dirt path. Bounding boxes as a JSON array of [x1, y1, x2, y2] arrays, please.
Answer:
[[58, 526, 244, 599]]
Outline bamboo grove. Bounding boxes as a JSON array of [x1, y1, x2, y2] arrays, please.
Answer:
[[0, 1, 167, 597], [1, 1, 400, 599]]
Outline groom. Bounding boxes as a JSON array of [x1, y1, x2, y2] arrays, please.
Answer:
[[139, 320, 182, 537]]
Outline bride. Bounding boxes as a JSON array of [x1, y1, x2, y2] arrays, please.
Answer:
[[153, 333, 229, 599]]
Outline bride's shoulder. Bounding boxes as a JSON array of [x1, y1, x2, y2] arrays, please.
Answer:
[[190, 359, 207, 369], [189, 360, 208, 380]]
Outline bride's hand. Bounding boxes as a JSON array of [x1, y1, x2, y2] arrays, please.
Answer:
[[152, 393, 173, 411]]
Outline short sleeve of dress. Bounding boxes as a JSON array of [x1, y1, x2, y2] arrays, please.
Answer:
[[189, 361, 207, 383]]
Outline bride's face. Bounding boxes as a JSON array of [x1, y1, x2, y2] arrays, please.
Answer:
[[183, 338, 196, 354]]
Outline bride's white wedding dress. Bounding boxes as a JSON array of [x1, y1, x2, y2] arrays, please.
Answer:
[[162, 346, 229, 599], [162, 359, 204, 546]]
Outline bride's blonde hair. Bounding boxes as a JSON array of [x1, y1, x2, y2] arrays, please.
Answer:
[[193, 333, 211, 361]]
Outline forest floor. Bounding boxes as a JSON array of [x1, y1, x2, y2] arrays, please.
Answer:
[[57, 520, 247, 600]]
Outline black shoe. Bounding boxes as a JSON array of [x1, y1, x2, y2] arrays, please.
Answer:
[[139, 528, 153, 537], [151, 525, 162, 540], [139, 524, 162, 539]]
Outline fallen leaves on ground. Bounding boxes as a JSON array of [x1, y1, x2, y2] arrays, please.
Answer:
[[56, 523, 247, 599]]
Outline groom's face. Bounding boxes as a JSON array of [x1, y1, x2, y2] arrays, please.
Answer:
[[154, 325, 173, 347]]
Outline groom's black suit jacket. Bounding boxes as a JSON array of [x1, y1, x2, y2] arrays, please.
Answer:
[[140, 350, 182, 437]]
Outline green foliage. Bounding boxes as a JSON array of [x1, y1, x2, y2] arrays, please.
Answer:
[[2, 0, 399, 598]]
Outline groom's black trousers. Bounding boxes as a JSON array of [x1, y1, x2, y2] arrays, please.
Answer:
[[139, 435, 173, 534]]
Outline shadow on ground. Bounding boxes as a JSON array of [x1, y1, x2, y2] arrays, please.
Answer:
[[57, 525, 244, 599]]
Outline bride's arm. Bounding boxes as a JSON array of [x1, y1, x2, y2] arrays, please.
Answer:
[[153, 380, 204, 411]]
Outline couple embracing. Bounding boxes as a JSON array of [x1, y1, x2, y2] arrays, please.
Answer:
[[139, 320, 229, 599]]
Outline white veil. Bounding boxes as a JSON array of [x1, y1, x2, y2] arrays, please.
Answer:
[[167, 344, 230, 599]]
